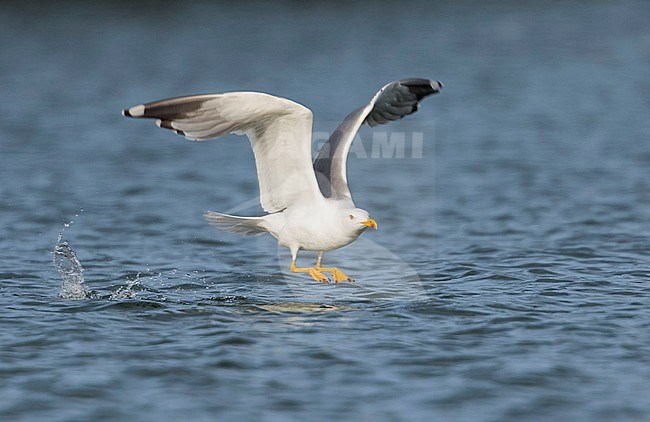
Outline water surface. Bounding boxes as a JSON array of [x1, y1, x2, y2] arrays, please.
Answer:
[[1, 1, 649, 420]]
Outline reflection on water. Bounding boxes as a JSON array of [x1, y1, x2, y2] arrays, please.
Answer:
[[255, 303, 350, 314]]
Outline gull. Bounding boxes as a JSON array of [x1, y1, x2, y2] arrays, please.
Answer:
[[122, 78, 442, 282]]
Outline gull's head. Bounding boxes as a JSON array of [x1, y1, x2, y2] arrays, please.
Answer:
[[344, 208, 378, 233]]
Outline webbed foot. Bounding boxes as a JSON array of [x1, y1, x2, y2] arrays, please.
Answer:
[[291, 263, 329, 283], [317, 267, 354, 283]]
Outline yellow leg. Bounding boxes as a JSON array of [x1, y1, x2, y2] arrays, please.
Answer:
[[316, 254, 354, 283], [291, 260, 329, 283]]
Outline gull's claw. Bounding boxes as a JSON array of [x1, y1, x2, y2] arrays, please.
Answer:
[[318, 267, 354, 283], [291, 262, 329, 283], [293, 260, 353, 284], [308, 268, 329, 284]]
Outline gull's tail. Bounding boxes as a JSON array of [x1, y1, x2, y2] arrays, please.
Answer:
[[204, 211, 268, 236]]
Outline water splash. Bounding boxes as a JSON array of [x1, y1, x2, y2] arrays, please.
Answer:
[[109, 274, 140, 300], [53, 237, 91, 300]]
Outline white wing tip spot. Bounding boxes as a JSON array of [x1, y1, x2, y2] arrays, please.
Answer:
[[124, 104, 145, 117]]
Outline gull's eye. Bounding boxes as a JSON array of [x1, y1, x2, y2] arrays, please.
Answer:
[[349, 214, 355, 220]]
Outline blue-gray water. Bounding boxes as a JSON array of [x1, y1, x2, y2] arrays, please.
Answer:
[[2, 1, 650, 420]]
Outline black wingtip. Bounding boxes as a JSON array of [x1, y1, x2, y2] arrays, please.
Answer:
[[158, 120, 174, 129], [425, 80, 443, 95], [122, 109, 132, 117], [400, 78, 443, 99]]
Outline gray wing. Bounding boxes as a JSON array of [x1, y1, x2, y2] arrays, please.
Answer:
[[123, 92, 323, 213], [313, 78, 442, 202]]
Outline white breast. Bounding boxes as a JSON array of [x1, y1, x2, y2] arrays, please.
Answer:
[[277, 201, 360, 252]]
